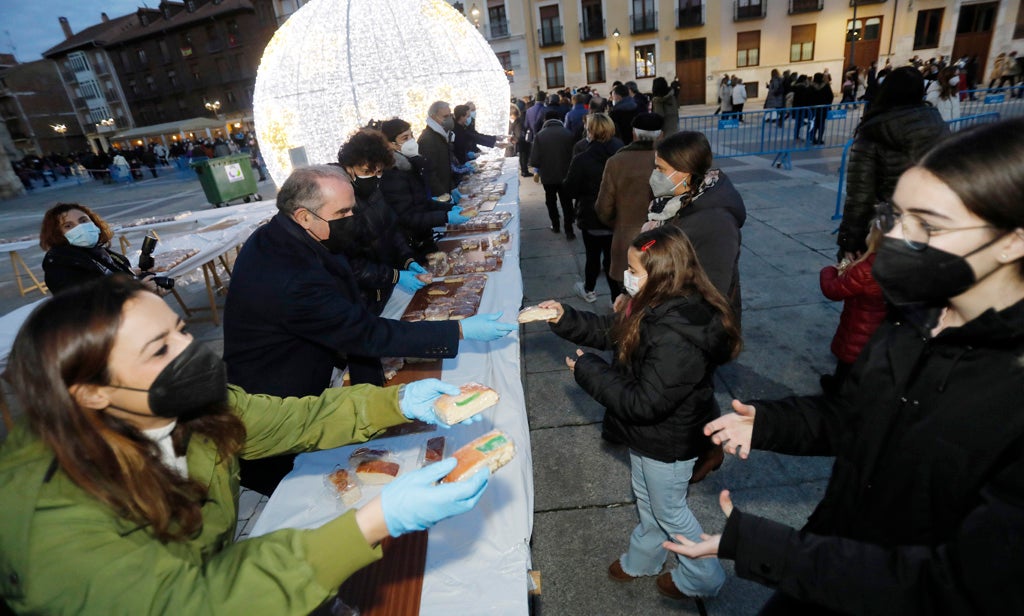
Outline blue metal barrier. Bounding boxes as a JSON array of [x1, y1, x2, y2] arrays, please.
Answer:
[[679, 102, 866, 169], [960, 87, 1024, 119], [831, 112, 1001, 223]]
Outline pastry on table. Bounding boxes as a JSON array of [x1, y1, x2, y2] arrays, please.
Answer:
[[442, 430, 516, 483], [433, 382, 499, 425]]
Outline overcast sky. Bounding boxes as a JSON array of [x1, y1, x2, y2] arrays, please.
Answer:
[[2, 0, 145, 62]]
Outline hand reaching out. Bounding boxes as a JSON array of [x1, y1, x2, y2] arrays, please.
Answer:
[[537, 300, 564, 323], [565, 348, 584, 372], [662, 490, 734, 559], [704, 399, 756, 460]]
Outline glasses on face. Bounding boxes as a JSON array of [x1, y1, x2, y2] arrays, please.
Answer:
[[872, 201, 995, 251]]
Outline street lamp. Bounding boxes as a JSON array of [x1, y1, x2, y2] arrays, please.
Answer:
[[205, 100, 222, 117], [470, 3, 480, 28], [51, 123, 69, 154], [612, 28, 620, 51], [100, 118, 115, 127]]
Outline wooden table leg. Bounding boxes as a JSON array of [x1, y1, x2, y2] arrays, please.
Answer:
[[9, 252, 48, 297], [201, 262, 220, 326]]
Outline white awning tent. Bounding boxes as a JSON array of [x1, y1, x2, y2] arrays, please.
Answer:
[[112, 117, 226, 140]]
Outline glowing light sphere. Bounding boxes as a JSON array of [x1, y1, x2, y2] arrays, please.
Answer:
[[254, 0, 511, 186]]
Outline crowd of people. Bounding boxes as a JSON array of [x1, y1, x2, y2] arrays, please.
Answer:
[[2, 57, 1024, 614], [11, 132, 268, 190]]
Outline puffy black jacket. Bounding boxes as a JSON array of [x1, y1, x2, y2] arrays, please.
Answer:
[[528, 120, 576, 185], [551, 296, 733, 463], [563, 139, 623, 231], [42, 244, 135, 294], [719, 299, 1024, 615], [838, 105, 948, 253], [380, 152, 449, 256]]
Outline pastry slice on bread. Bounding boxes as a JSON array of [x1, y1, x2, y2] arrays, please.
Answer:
[[442, 430, 516, 483], [433, 382, 499, 425]]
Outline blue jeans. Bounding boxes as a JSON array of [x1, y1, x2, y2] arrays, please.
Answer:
[[619, 452, 726, 597]]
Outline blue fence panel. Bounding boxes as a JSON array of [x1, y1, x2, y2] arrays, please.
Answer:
[[960, 87, 1024, 119], [832, 112, 1001, 222]]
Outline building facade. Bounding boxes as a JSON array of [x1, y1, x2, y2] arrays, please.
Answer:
[[0, 55, 86, 156], [463, 0, 1024, 104]]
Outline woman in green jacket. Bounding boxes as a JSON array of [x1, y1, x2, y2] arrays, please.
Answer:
[[0, 275, 489, 615]]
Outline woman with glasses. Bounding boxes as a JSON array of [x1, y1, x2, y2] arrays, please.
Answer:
[[664, 118, 1024, 614]]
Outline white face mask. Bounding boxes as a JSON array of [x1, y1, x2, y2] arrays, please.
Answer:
[[948, 76, 960, 87], [400, 139, 420, 158], [623, 270, 646, 296]]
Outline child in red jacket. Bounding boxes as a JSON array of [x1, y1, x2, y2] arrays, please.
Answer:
[[819, 228, 887, 395]]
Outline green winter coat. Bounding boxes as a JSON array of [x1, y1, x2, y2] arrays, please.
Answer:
[[0, 383, 410, 615]]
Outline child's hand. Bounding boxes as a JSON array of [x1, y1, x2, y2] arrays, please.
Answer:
[[538, 300, 564, 323], [565, 348, 584, 372], [613, 294, 630, 313]]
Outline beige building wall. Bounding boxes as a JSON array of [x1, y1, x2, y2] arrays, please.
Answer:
[[486, 0, 1023, 105]]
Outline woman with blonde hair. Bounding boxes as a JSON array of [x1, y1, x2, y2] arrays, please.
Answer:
[[564, 113, 624, 301]]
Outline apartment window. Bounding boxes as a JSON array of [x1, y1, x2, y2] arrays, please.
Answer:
[[226, 90, 237, 103], [178, 98, 188, 112], [92, 52, 108, 73], [136, 49, 147, 65], [677, 0, 703, 28], [1017, 2, 1024, 39], [186, 0, 196, 12], [120, 50, 132, 70], [168, 70, 178, 87], [585, 51, 606, 83], [539, 5, 563, 46], [581, 0, 604, 40], [128, 79, 138, 95], [914, 9, 943, 49], [496, 51, 513, 71], [146, 75, 156, 91], [488, 2, 509, 38], [158, 39, 170, 62], [790, 24, 815, 62], [544, 56, 565, 88], [191, 65, 201, 82], [736, 30, 760, 67], [735, 0, 764, 20], [632, 0, 657, 33], [180, 32, 194, 57], [634, 44, 656, 78]]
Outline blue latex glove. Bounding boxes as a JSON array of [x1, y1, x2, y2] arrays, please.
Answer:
[[447, 206, 470, 225], [460, 312, 516, 341], [381, 458, 489, 536], [399, 378, 481, 427], [398, 269, 427, 292], [408, 261, 427, 275], [450, 188, 463, 205], [466, 151, 478, 160]]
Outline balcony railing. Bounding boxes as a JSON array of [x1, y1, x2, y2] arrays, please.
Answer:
[[538, 25, 564, 47], [850, 0, 886, 5], [580, 18, 605, 41], [630, 11, 658, 34], [72, 96, 88, 108], [734, 1, 766, 20], [789, 0, 823, 13], [676, 3, 704, 27], [105, 90, 120, 103], [489, 19, 510, 38]]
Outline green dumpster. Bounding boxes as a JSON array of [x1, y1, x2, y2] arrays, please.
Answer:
[[190, 154, 262, 208]]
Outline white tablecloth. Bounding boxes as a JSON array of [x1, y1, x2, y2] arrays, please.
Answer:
[[250, 159, 533, 614]]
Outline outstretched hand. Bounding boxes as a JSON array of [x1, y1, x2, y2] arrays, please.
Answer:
[[662, 490, 734, 559], [704, 399, 756, 460], [565, 348, 584, 372]]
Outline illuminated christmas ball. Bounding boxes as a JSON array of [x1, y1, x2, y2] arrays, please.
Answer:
[[253, 0, 510, 186]]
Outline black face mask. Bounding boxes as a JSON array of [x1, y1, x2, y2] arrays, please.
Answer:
[[351, 175, 380, 199], [109, 339, 227, 418], [872, 235, 1004, 307], [318, 214, 358, 254]]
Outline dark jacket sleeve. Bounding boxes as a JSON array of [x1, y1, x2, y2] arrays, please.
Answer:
[[43, 255, 104, 295], [838, 137, 879, 253], [418, 134, 451, 197], [380, 171, 449, 232], [573, 329, 709, 426], [283, 270, 459, 359], [548, 305, 615, 350], [678, 210, 740, 299], [346, 255, 399, 291], [718, 454, 1024, 615]]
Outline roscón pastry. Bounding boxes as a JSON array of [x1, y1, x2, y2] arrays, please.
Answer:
[[442, 430, 516, 483], [433, 382, 500, 425], [517, 305, 559, 323]]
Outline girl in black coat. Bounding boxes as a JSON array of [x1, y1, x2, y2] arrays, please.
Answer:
[[538, 225, 742, 601], [669, 118, 1024, 615], [40, 202, 155, 295]]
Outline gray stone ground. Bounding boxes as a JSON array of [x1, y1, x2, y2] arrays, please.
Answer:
[[0, 144, 848, 614]]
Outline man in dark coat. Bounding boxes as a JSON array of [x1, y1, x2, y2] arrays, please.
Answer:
[[529, 110, 577, 238], [223, 165, 514, 494], [524, 91, 548, 142], [608, 84, 639, 145], [417, 100, 459, 198]]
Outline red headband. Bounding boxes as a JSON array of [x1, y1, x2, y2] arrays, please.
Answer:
[[640, 239, 656, 252]]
